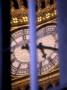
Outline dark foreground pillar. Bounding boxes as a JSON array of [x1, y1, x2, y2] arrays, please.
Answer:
[[2, 0, 11, 90], [0, 1, 2, 90], [56, 0, 67, 86], [49, 0, 67, 90], [28, 0, 38, 90]]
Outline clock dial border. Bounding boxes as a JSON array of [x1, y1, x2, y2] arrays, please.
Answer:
[[11, 23, 58, 76]]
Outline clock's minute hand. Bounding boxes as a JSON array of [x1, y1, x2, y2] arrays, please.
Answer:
[[21, 42, 58, 58], [37, 43, 47, 58], [37, 43, 58, 51]]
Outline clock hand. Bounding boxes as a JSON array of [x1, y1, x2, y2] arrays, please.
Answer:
[[21, 43, 47, 58], [21, 44, 29, 50], [37, 42, 58, 51], [37, 43, 47, 58], [42, 46, 58, 51], [40, 49, 47, 58]]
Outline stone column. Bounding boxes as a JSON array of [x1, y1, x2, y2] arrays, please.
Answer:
[[52, 83, 56, 88], [37, 0, 41, 9], [54, 0, 56, 4], [17, 0, 23, 8], [11, 1, 14, 7], [45, 0, 49, 7], [28, 0, 38, 90], [41, 83, 47, 90], [43, 85, 47, 90], [11, 1, 15, 12]]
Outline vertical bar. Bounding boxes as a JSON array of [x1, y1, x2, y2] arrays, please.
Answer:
[[2, 0, 11, 90], [27, 0, 38, 90], [0, 1, 2, 90], [56, 0, 67, 87], [45, 0, 49, 7]]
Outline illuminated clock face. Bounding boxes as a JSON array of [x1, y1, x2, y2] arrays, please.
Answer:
[[11, 23, 58, 76]]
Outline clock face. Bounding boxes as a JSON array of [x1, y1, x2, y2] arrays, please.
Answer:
[[11, 23, 58, 76]]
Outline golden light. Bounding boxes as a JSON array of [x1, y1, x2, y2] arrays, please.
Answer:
[[37, 17, 42, 22], [54, 10, 56, 15], [51, 13, 54, 16], [42, 17, 45, 20], [46, 13, 50, 19], [23, 16, 28, 22], [12, 18, 18, 23]]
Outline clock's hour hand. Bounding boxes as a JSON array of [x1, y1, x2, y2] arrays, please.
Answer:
[[21, 44, 29, 50]]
